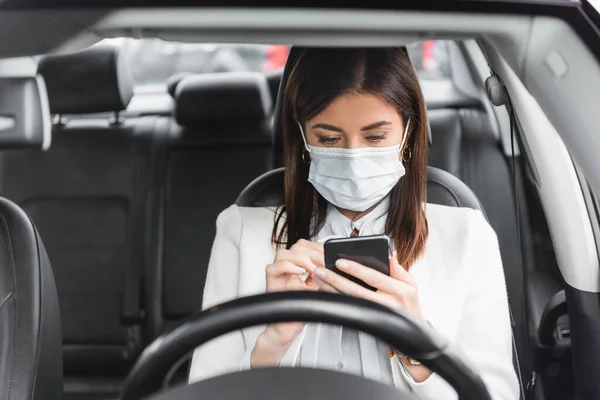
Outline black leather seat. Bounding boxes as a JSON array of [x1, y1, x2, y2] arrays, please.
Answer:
[[155, 72, 274, 333], [12, 45, 147, 400], [0, 198, 62, 400], [137, 72, 275, 386], [0, 76, 63, 400]]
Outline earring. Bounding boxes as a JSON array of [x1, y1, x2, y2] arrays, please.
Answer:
[[302, 149, 311, 165], [401, 147, 412, 163]]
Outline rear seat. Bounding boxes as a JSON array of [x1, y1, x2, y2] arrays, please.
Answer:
[[1, 45, 152, 400], [0, 48, 274, 396], [149, 72, 274, 335]]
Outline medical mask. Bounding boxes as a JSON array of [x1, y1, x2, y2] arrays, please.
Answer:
[[298, 119, 410, 211]]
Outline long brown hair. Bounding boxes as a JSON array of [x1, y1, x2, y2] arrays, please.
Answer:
[[272, 47, 429, 269]]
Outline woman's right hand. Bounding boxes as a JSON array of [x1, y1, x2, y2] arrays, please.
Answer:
[[251, 239, 324, 367]]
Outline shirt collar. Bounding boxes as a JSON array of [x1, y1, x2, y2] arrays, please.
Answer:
[[324, 196, 390, 238]]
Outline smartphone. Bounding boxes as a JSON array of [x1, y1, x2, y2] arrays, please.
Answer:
[[323, 234, 391, 291]]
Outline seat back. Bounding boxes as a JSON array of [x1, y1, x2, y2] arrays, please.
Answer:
[[0, 199, 62, 400], [29, 45, 146, 379], [0, 76, 62, 400], [157, 72, 274, 332]]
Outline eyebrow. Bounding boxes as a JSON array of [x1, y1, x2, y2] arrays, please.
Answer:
[[360, 121, 392, 131], [311, 123, 343, 132], [311, 121, 392, 133]]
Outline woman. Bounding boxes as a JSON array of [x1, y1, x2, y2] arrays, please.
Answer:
[[188, 47, 519, 400]]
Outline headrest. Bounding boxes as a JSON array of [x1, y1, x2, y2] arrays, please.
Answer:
[[37, 45, 134, 114], [174, 72, 273, 127], [167, 72, 192, 98], [0, 76, 51, 149], [273, 46, 433, 167]]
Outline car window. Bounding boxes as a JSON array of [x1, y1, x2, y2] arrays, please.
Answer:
[[406, 40, 451, 80], [97, 38, 451, 91], [98, 38, 286, 89]]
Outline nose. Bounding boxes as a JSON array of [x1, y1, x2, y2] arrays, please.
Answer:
[[345, 136, 362, 149]]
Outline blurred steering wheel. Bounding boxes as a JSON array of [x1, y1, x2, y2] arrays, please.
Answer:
[[120, 291, 492, 400]]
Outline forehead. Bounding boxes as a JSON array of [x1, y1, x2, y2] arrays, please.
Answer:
[[308, 93, 403, 128]]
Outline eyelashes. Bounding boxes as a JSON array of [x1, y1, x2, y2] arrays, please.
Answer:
[[317, 137, 340, 145], [317, 133, 387, 145], [366, 135, 386, 142]]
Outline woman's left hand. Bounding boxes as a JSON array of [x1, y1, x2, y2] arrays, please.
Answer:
[[312, 256, 425, 321]]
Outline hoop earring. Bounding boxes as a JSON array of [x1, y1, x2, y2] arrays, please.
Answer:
[[302, 149, 311, 165], [401, 147, 412, 163]]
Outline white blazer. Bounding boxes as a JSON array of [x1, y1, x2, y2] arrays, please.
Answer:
[[188, 203, 520, 400]]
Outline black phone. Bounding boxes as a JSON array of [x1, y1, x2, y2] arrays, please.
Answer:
[[323, 234, 391, 291]]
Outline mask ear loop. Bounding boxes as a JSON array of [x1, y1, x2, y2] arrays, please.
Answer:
[[400, 118, 412, 163], [297, 122, 312, 164]]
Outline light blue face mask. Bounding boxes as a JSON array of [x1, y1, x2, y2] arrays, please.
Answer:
[[298, 119, 411, 212]]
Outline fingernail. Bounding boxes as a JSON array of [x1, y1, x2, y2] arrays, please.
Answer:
[[313, 268, 327, 279], [336, 260, 349, 270]]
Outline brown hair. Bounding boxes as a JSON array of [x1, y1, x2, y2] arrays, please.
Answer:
[[272, 47, 429, 269]]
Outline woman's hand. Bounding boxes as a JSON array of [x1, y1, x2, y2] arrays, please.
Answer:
[[311, 255, 433, 382], [265, 239, 324, 343], [251, 239, 324, 367], [312, 255, 424, 319]]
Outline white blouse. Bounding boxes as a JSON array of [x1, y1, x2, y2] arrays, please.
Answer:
[[298, 197, 395, 385], [188, 202, 520, 400]]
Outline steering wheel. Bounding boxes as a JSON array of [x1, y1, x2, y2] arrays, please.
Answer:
[[120, 292, 492, 400]]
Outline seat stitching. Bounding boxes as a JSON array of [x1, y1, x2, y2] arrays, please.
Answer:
[[0, 292, 13, 313], [28, 216, 44, 400], [0, 211, 18, 400]]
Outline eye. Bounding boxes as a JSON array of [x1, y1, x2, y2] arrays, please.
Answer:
[[366, 133, 386, 142], [318, 136, 341, 145]]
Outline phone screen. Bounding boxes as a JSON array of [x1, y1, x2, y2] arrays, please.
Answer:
[[323, 235, 390, 291]]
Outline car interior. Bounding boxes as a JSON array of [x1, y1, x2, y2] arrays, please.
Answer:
[[1, 4, 600, 400]]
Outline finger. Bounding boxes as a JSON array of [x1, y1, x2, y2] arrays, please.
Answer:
[[389, 256, 416, 285], [292, 239, 324, 254], [274, 250, 319, 273], [292, 246, 325, 267], [290, 240, 325, 267], [313, 267, 381, 302], [289, 275, 318, 292], [304, 276, 320, 290], [266, 261, 307, 278], [334, 259, 402, 294], [311, 276, 341, 294]]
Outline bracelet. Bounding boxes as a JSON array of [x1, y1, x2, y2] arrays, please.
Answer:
[[387, 349, 423, 366], [388, 320, 434, 367]]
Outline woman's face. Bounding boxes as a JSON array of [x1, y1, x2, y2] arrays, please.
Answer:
[[304, 93, 406, 149]]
